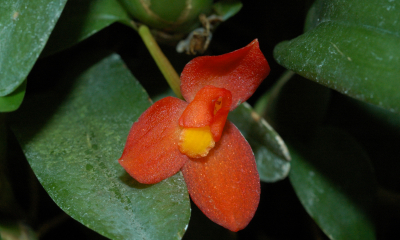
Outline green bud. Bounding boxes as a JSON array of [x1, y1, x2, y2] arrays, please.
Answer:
[[118, 0, 213, 34]]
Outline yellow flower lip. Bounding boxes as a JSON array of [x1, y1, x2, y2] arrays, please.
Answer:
[[178, 126, 215, 158]]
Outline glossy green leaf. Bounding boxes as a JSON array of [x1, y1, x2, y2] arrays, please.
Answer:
[[0, 0, 67, 96], [10, 53, 190, 240], [0, 222, 37, 240], [41, 0, 132, 57], [212, 0, 243, 21], [228, 102, 291, 182], [306, 0, 400, 33], [0, 80, 26, 112], [289, 126, 376, 240], [274, 0, 400, 113]]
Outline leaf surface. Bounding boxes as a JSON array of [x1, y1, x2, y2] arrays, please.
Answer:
[[0, 80, 26, 112], [41, 0, 132, 57], [289, 126, 376, 240], [10, 53, 190, 240], [212, 0, 243, 21], [274, 0, 400, 112], [0, 0, 67, 96]]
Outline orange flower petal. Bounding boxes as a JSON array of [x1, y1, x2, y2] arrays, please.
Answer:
[[181, 39, 270, 110], [182, 121, 260, 232], [179, 85, 232, 142], [119, 97, 189, 184]]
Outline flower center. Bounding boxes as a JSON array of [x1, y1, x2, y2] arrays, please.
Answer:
[[178, 126, 215, 158], [178, 86, 232, 158], [178, 97, 224, 158]]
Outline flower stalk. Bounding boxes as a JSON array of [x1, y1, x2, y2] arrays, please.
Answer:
[[138, 25, 183, 99]]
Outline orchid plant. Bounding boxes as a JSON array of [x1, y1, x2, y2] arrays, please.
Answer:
[[0, 0, 398, 240]]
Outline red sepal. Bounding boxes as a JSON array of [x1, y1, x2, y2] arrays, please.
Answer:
[[179, 86, 232, 142], [182, 121, 260, 232], [180, 39, 270, 110], [119, 97, 189, 184]]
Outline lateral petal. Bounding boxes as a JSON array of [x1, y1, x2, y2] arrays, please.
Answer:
[[119, 97, 189, 184], [180, 39, 270, 110], [182, 121, 260, 232]]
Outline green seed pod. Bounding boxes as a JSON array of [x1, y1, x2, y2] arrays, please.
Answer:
[[118, 0, 213, 34]]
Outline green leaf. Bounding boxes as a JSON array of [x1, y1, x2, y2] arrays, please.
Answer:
[[228, 103, 291, 182], [212, 0, 243, 21], [274, 0, 400, 113], [10, 53, 190, 240], [306, 0, 400, 33], [289, 126, 376, 240], [41, 0, 132, 57], [0, 80, 26, 112], [0, 0, 67, 96]]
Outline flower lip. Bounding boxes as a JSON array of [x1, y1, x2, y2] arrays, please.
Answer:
[[178, 126, 215, 158]]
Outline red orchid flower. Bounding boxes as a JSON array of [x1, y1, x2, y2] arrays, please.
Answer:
[[119, 39, 270, 232]]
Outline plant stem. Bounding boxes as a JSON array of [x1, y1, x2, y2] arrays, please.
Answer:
[[254, 70, 295, 117], [138, 25, 183, 99]]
